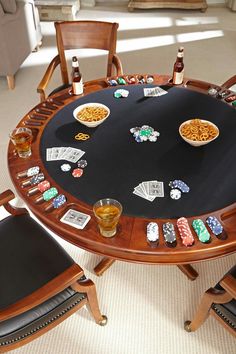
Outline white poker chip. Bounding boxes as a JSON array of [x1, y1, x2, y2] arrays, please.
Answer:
[[170, 188, 181, 200], [60, 163, 71, 172], [147, 222, 159, 242]]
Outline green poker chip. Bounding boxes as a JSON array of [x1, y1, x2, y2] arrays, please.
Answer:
[[192, 219, 210, 243]]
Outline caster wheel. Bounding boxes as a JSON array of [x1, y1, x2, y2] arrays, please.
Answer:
[[99, 315, 108, 326]]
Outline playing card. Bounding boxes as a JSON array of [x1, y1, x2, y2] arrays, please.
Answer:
[[146, 181, 164, 197], [51, 147, 61, 161], [46, 148, 52, 161], [133, 188, 155, 202], [143, 87, 168, 97], [135, 184, 147, 198], [61, 147, 85, 163], [60, 209, 91, 229], [57, 147, 68, 160]]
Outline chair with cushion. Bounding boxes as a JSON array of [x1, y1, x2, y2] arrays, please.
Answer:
[[0, 189, 107, 353], [184, 264, 236, 337], [37, 20, 123, 102], [0, 0, 42, 89]]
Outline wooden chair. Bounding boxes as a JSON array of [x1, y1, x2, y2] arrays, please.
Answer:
[[0, 190, 107, 353], [221, 75, 236, 90], [184, 265, 236, 337], [37, 20, 123, 102]]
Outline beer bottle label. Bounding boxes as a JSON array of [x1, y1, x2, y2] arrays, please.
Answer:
[[173, 70, 184, 85], [72, 79, 83, 95]]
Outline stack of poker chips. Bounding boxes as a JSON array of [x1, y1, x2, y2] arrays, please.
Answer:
[[206, 216, 223, 236], [27, 180, 51, 196], [45, 194, 67, 212], [35, 187, 58, 203], [22, 173, 44, 187], [177, 217, 195, 246], [192, 219, 211, 243], [17, 166, 40, 179], [130, 125, 160, 143], [114, 89, 129, 98], [162, 222, 177, 246], [146, 222, 159, 245], [169, 179, 190, 200]]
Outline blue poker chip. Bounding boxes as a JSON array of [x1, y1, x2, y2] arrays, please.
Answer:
[[169, 180, 190, 193], [108, 79, 118, 86], [60, 163, 71, 172], [52, 194, 67, 208], [30, 173, 44, 185], [206, 216, 223, 235]]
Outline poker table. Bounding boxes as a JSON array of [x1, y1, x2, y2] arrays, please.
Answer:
[[8, 74, 236, 280]]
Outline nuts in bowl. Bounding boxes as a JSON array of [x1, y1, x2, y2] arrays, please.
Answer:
[[179, 118, 219, 147], [73, 103, 110, 127]]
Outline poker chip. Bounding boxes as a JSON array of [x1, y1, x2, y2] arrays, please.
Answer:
[[169, 180, 190, 193], [60, 163, 71, 172], [114, 91, 122, 98], [146, 76, 154, 84], [117, 77, 126, 85], [162, 222, 176, 244], [208, 88, 218, 96], [38, 180, 50, 193], [177, 217, 195, 246], [108, 79, 118, 86], [192, 219, 211, 243], [52, 194, 67, 208], [147, 222, 159, 242], [72, 168, 83, 178], [170, 189, 181, 200], [127, 76, 136, 84], [77, 159, 87, 168], [130, 125, 160, 143], [43, 187, 58, 201], [138, 76, 145, 84], [30, 173, 44, 185], [206, 216, 223, 236], [27, 166, 40, 177], [114, 89, 129, 98]]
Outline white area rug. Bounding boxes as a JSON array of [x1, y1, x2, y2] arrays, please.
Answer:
[[0, 5, 235, 354]]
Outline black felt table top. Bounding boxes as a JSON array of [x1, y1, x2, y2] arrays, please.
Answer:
[[40, 85, 236, 218]]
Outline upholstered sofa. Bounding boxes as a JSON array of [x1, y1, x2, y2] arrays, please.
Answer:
[[0, 0, 42, 89]]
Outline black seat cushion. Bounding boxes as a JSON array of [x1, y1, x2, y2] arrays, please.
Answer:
[[0, 214, 74, 309], [212, 264, 236, 329], [0, 287, 86, 345]]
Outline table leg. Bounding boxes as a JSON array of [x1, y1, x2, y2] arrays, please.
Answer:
[[94, 257, 116, 276], [177, 264, 199, 280]]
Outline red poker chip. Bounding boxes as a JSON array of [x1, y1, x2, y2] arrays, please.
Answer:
[[72, 168, 83, 178]]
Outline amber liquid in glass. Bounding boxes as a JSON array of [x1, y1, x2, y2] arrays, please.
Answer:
[[94, 204, 121, 237], [12, 131, 32, 158]]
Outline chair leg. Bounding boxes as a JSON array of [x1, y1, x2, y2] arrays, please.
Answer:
[[94, 257, 116, 276], [72, 278, 107, 326], [7, 75, 15, 89], [184, 292, 213, 332], [177, 264, 199, 280]]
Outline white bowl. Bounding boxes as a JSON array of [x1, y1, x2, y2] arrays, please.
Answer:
[[73, 103, 110, 128], [179, 119, 219, 147]]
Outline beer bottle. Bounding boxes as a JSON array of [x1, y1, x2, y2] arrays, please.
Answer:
[[71, 56, 83, 95], [172, 47, 184, 85]]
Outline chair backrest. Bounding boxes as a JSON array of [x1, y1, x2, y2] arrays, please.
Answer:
[[55, 20, 119, 85]]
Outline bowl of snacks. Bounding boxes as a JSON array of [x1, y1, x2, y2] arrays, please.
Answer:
[[179, 118, 219, 147], [73, 103, 110, 128]]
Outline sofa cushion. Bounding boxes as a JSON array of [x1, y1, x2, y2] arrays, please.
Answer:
[[0, 0, 17, 14]]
